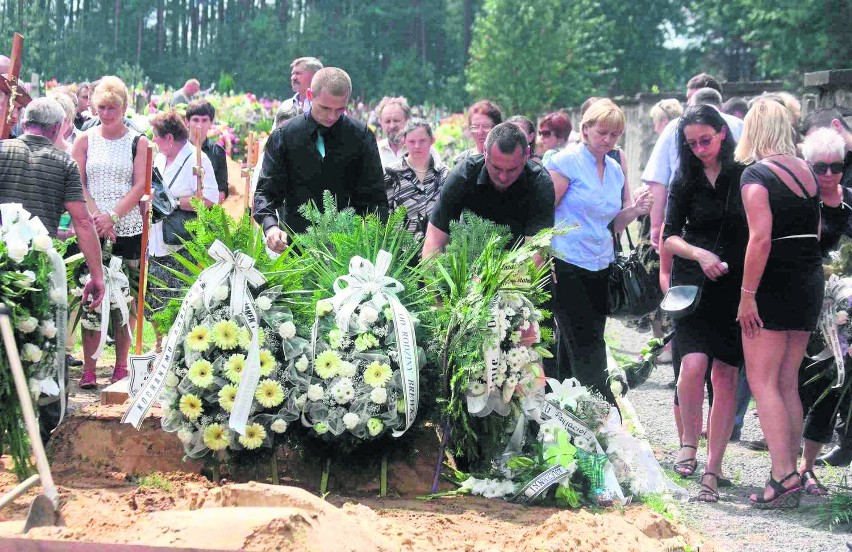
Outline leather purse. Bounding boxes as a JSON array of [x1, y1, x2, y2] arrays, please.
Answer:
[[607, 227, 663, 318]]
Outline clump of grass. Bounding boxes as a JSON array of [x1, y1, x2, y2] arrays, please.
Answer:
[[639, 492, 681, 523], [137, 472, 173, 493]]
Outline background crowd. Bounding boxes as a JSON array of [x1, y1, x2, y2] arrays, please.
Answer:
[[1, 52, 851, 512]]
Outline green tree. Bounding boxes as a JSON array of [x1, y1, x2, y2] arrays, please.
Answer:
[[464, 0, 613, 117]]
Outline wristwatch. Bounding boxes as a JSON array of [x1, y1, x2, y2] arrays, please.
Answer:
[[108, 210, 120, 224]]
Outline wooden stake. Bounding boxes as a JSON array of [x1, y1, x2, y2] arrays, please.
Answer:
[[192, 127, 205, 199], [0, 33, 32, 139], [134, 144, 154, 354]]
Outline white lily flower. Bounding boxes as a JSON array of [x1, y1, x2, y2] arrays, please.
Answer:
[[545, 377, 589, 411]]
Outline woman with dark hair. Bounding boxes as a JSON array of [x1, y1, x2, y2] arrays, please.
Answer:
[[455, 99, 502, 163], [506, 115, 540, 163], [662, 105, 747, 502], [538, 111, 571, 164]]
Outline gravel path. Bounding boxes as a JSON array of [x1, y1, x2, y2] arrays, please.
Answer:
[[607, 318, 851, 552]]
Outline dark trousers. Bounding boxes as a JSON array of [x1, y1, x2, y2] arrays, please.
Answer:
[[800, 358, 851, 443], [550, 259, 615, 405]]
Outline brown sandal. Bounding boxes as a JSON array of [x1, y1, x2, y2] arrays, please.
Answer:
[[673, 444, 698, 477], [750, 471, 801, 509], [697, 472, 720, 503], [801, 470, 828, 496]]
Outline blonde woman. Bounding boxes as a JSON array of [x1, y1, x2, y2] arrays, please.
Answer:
[[736, 99, 822, 509], [71, 75, 148, 389]]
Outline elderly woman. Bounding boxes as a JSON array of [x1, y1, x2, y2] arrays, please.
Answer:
[[72, 75, 148, 389], [147, 110, 218, 340], [384, 118, 449, 240], [796, 127, 850, 496], [547, 99, 653, 405], [736, 99, 823, 509], [662, 105, 747, 501], [454, 99, 503, 163], [538, 111, 571, 164], [48, 92, 76, 155], [649, 99, 684, 136]]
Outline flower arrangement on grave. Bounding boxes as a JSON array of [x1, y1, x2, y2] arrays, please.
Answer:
[[123, 204, 309, 479], [0, 204, 68, 480], [426, 214, 554, 468], [282, 193, 434, 491]]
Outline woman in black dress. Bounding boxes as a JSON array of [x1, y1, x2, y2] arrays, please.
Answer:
[[662, 106, 746, 502], [736, 99, 823, 509]]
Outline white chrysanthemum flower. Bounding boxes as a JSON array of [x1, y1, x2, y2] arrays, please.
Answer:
[[494, 375, 505, 387], [307, 384, 325, 402], [337, 361, 357, 378], [165, 372, 180, 388], [316, 300, 334, 316], [278, 321, 296, 340], [21, 343, 43, 363], [370, 386, 388, 404], [213, 285, 229, 302], [17, 317, 38, 333], [510, 331, 522, 344], [294, 394, 307, 410], [39, 320, 57, 339], [255, 296, 272, 311], [343, 412, 360, 430], [520, 320, 531, 331], [32, 234, 52, 252], [177, 428, 194, 444], [358, 305, 379, 325], [295, 355, 309, 372], [522, 307, 531, 318], [270, 419, 288, 433], [469, 381, 486, 396], [837, 310, 849, 326], [505, 375, 518, 388], [6, 239, 28, 262]]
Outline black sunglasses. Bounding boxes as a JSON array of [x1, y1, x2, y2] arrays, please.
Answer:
[[811, 161, 845, 176]]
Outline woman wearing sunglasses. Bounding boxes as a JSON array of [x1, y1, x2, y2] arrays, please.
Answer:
[[662, 105, 747, 502], [736, 99, 823, 509], [538, 111, 571, 164], [796, 127, 850, 496]]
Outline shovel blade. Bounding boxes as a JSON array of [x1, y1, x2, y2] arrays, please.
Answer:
[[23, 494, 56, 533]]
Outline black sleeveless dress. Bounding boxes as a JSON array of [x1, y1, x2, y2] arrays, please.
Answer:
[[740, 160, 824, 332]]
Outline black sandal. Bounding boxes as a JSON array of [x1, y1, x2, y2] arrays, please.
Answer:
[[750, 471, 801, 509], [673, 444, 698, 477], [697, 472, 721, 503], [801, 470, 828, 496]]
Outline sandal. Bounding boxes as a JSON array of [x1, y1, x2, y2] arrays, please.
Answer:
[[750, 471, 801, 509], [673, 444, 698, 477], [79, 370, 97, 390], [801, 470, 828, 496], [697, 472, 721, 503]]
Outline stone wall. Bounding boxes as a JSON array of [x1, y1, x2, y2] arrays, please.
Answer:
[[802, 69, 852, 116]]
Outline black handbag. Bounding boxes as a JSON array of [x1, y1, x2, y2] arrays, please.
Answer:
[[607, 227, 663, 318], [162, 208, 195, 245]]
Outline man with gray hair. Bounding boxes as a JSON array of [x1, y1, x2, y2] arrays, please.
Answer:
[[0, 97, 105, 308], [423, 122, 554, 258], [254, 67, 386, 252], [281, 56, 323, 116]]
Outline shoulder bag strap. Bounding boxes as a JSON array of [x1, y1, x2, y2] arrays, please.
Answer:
[[166, 153, 194, 192]]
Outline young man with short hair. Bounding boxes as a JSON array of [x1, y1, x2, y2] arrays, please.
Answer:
[[185, 99, 229, 203]]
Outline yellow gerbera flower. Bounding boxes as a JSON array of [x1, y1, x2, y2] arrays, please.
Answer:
[[314, 350, 342, 379], [255, 379, 285, 408], [224, 353, 246, 383], [238, 423, 267, 450], [211, 320, 240, 350], [179, 393, 203, 421], [363, 361, 393, 387], [188, 359, 214, 388], [218, 384, 238, 412], [203, 423, 230, 451], [259, 349, 276, 376], [237, 327, 252, 349], [186, 325, 211, 352]]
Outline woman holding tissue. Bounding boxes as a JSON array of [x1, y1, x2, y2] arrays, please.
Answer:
[[662, 105, 747, 502]]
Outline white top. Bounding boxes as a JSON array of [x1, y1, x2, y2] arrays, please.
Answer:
[[641, 110, 744, 188], [378, 138, 443, 169], [149, 141, 219, 257], [86, 130, 144, 236]]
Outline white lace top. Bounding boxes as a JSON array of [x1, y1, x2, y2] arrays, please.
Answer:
[[85, 130, 143, 237]]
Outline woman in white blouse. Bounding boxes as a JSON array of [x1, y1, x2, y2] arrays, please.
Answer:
[[147, 110, 218, 345]]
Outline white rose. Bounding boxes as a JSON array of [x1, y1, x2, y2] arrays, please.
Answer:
[[177, 429, 194, 444], [49, 288, 66, 303], [370, 386, 388, 404], [307, 384, 325, 402], [836, 310, 849, 326], [342, 412, 360, 430], [17, 317, 38, 333], [337, 361, 356, 378], [21, 343, 43, 363], [213, 285, 229, 302], [295, 355, 309, 372], [39, 320, 57, 339], [19, 270, 36, 285], [278, 321, 296, 340], [358, 306, 379, 325], [255, 296, 272, 311], [294, 394, 307, 410], [270, 419, 288, 433], [165, 372, 180, 388], [6, 239, 28, 263], [32, 234, 53, 252], [316, 300, 334, 316]]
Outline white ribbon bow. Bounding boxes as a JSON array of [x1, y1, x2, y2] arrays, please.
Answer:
[[327, 250, 419, 437], [811, 274, 852, 389], [92, 256, 131, 360]]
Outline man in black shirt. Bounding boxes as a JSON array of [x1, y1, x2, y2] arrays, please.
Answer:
[[186, 99, 229, 203], [423, 122, 554, 258], [254, 67, 386, 252]]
